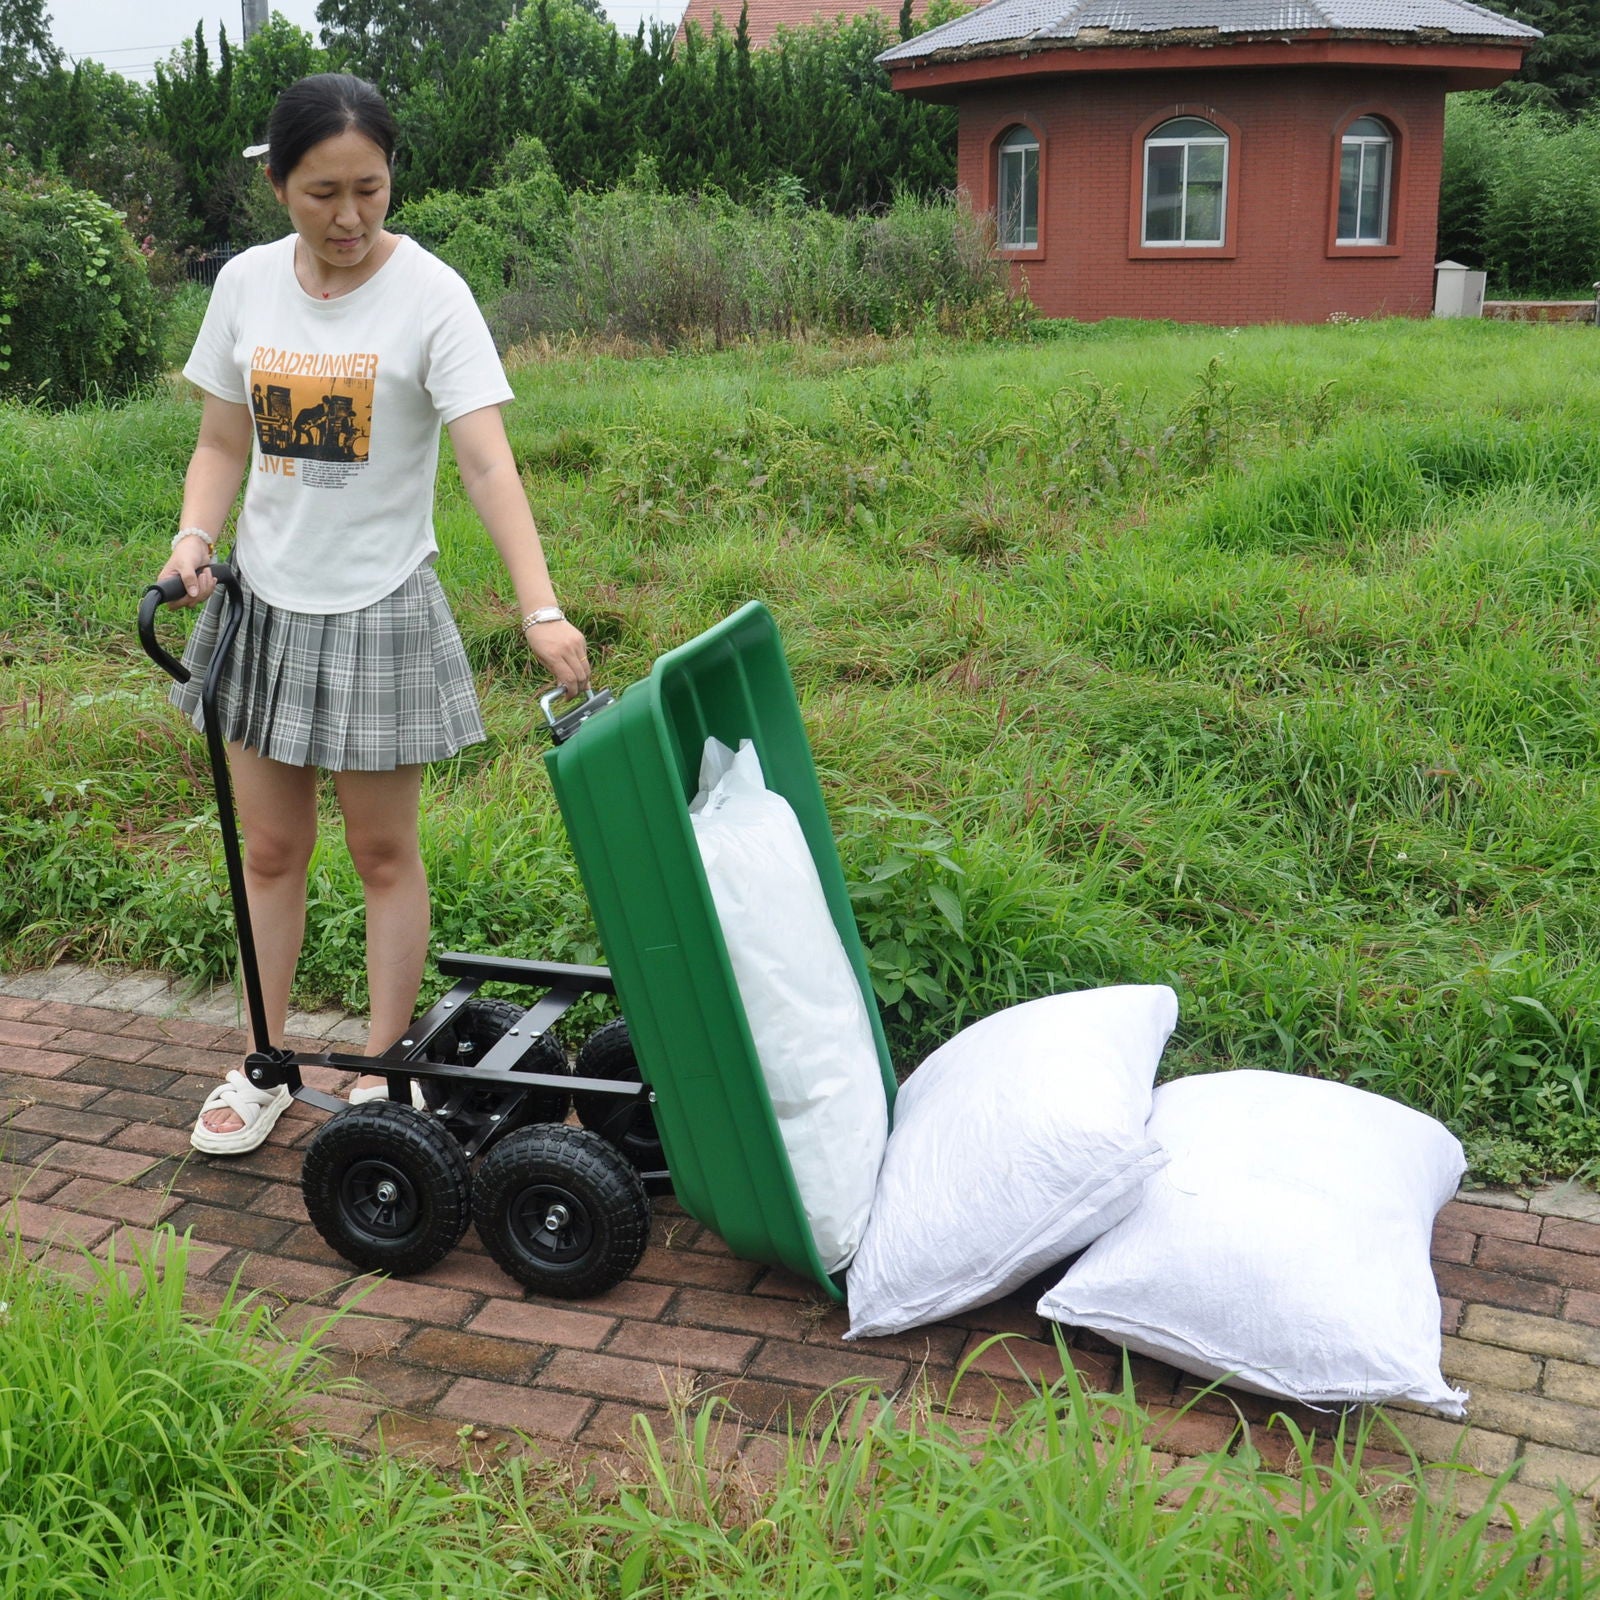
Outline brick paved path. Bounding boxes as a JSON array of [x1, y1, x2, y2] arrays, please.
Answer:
[[3, 963, 1598, 1534]]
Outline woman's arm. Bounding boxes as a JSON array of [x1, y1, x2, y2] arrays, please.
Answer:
[[448, 404, 591, 694], [158, 393, 255, 605]]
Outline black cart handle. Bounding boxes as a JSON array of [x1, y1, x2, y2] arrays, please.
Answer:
[[138, 561, 241, 683], [134, 557, 290, 1072]]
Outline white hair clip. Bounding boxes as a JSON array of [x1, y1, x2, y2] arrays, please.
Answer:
[[243, 143, 270, 159]]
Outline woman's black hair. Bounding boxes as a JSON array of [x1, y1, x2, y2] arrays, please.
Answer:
[[265, 73, 397, 183]]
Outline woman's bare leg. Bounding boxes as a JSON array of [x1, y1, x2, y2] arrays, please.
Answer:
[[333, 764, 429, 1079], [201, 745, 318, 1134]]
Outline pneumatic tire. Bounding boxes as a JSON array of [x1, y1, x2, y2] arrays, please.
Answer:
[[302, 1101, 472, 1277], [472, 1124, 650, 1298], [572, 1018, 663, 1171]]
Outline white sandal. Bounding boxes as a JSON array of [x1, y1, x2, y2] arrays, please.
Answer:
[[190, 1069, 293, 1155], [348, 1079, 426, 1109]]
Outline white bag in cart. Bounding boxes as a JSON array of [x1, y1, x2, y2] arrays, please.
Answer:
[[690, 738, 886, 1274]]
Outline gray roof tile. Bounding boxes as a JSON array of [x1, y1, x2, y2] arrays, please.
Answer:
[[878, 0, 1539, 64]]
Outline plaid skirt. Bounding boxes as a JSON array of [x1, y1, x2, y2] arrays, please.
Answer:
[[169, 561, 486, 771]]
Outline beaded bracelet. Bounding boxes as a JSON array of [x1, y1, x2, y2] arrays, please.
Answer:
[[171, 528, 217, 556]]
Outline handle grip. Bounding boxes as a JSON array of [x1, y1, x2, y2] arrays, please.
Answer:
[[137, 561, 241, 683]]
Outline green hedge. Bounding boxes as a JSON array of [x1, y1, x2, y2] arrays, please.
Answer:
[[1440, 96, 1600, 295], [0, 168, 164, 407]]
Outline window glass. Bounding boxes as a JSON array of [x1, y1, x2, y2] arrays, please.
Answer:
[[1145, 145, 1184, 242], [998, 126, 1040, 249], [1157, 116, 1219, 141], [1185, 140, 1225, 240], [1338, 117, 1392, 244], [1143, 118, 1227, 246]]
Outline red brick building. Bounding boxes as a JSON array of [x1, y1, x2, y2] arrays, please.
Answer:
[[877, 0, 1538, 324]]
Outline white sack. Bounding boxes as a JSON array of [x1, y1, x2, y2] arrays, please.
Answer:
[[1038, 1070, 1467, 1415], [690, 738, 886, 1274], [844, 985, 1177, 1340]]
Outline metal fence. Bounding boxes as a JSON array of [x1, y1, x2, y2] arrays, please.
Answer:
[[185, 247, 241, 288]]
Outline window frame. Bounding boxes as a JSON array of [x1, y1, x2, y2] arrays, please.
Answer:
[[1128, 107, 1240, 261], [1326, 108, 1406, 259], [1142, 117, 1228, 247], [986, 117, 1046, 262], [1337, 117, 1392, 244], [996, 124, 1041, 252]]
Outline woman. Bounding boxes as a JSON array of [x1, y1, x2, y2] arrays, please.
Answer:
[[157, 73, 589, 1156]]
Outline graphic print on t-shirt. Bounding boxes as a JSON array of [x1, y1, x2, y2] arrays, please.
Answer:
[[249, 346, 377, 490]]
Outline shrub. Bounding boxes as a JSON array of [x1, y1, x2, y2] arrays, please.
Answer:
[[224, 160, 292, 250], [0, 166, 164, 407], [1440, 96, 1600, 294], [391, 136, 570, 303], [489, 182, 1026, 348], [1478, 109, 1600, 294], [70, 138, 200, 291]]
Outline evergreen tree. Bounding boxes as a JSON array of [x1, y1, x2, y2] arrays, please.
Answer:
[[12, 0, 963, 241], [732, 3, 766, 193], [1500, 2, 1600, 113], [704, 28, 742, 193], [654, 23, 719, 191], [152, 25, 243, 244], [398, 42, 505, 198], [315, 0, 515, 99], [10, 57, 149, 171], [592, 23, 665, 187], [0, 0, 57, 101], [1, 0, 62, 157], [232, 14, 325, 148]]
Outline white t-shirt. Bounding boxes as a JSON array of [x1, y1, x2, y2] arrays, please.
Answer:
[[183, 233, 515, 613]]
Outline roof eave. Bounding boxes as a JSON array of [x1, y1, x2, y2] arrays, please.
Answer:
[[880, 32, 1535, 95]]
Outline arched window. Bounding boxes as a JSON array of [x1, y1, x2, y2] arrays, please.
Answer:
[[997, 125, 1039, 250], [1338, 116, 1392, 245], [1143, 117, 1227, 247]]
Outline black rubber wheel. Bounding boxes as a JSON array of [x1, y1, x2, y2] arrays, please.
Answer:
[[426, 997, 570, 1123], [302, 1101, 472, 1277], [472, 1124, 650, 1298], [571, 1018, 663, 1171]]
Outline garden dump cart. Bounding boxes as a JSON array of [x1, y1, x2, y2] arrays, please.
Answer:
[[140, 567, 896, 1301]]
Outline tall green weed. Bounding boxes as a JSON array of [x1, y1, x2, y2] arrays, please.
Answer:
[[578, 1361, 1595, 1599], [489, 181, 1026, 347], [0, 1233, 548, 1598], [390, 135, 571, 304]]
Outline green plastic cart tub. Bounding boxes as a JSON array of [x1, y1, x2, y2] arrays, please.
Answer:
[[544, 602, 896, 1299]]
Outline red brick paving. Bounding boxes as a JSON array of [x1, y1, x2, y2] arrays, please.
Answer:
[[3, 980, 1600, 1536]]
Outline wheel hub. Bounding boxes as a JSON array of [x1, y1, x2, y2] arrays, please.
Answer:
[[510, 1182, 593, 1264], [341, 1158, 421, 1240]]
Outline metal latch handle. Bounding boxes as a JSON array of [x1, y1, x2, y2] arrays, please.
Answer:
[[541, 686, 616, 744]]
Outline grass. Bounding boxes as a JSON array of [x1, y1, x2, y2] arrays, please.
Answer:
[[2, 1232, 1594, 1598], [0, 1233, 550, 1597], [596, 1381, 1595, 1600], [4, 314, 1600, 1179]]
